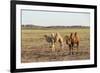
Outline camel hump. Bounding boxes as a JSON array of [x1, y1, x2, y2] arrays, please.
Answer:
[[70, 32, 74, 39], [74, 32, 79, 38], [51, 33, 55, 37], [74, 32, 80, 42]]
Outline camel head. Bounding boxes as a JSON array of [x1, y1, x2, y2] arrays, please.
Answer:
[[44, 34, 48, 37], [65, 35, 71, 45]]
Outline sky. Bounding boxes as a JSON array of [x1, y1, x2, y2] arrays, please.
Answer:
[[21, 10, 90, 26]]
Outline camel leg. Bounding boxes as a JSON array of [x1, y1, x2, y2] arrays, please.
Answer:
[[71, 43, 74, 55], [69, 45, 72, 55], [71, 47, 74, 55], [51, 44, 55, 52], [49, 43, 52, 48], [76, 43, 79, 54], [60, 43, 64, 51], [75, 42, 79, 54]]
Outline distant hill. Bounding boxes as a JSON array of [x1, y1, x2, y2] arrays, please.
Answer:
[[22, 24, 44, 28], [21, 24, 90, 29]]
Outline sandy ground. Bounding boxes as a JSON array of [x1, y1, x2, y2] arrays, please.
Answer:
[[21, 46, 90, 63]]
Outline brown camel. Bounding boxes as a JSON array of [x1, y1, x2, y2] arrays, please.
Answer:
[[65, 32, 80, 54]]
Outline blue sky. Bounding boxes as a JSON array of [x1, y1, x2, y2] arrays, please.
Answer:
[[22, 10, 90, 26]]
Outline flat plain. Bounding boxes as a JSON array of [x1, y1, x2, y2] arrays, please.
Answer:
[[21, 26, 90, 63]]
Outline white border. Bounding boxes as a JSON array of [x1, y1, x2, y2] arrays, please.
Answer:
[[16, 4, 94, 69]]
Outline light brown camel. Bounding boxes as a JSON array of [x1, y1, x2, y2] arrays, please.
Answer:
[[54, 32, 64, 49], [44, 33, 56, 52], [44, 32, 64, 52]]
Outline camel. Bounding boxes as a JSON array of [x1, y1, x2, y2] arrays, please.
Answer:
[[65, 32, 80, 54], [44, 32, 64, 52], [54, 32, 64, 49], [44, 33, 55, 52]]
